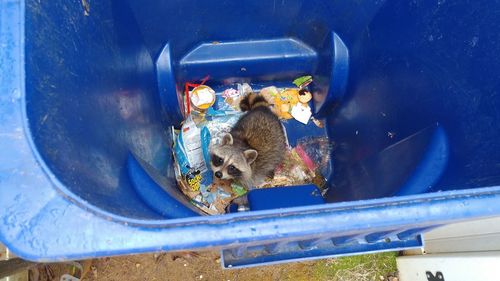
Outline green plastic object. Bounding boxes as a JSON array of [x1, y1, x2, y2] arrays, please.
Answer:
[[293, 75, 313, 88], [231, 182, 247, 197]]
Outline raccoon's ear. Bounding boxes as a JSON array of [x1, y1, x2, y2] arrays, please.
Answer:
[[243, 149, 258, 164], [221, 133, 233, 146]]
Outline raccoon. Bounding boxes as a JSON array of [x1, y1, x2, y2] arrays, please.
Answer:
[[210, 92, 286, 188]]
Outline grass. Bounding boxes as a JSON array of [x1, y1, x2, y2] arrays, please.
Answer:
[[312, 252, 398, 281]]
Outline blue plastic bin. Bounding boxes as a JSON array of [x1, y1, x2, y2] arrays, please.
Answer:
[[2, 0, 500, 268]]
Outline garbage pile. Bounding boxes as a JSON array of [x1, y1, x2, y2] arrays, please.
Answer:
[[172, 76, 332, 215]]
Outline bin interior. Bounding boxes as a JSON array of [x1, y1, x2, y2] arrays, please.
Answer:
[[25, 0, 500, 221]]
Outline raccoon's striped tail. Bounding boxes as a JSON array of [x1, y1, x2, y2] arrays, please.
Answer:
[[239, 92, 270, 112]]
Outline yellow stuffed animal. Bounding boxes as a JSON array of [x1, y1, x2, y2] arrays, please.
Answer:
[[274, 88, 300, 119], [259, 86, 313, 121]]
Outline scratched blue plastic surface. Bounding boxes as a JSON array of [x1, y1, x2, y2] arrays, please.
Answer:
[[1, 0, 500, 267]]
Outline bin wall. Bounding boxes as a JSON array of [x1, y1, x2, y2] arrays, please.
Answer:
[[327, 0, 500, 201], [25, 0, 170, 219]]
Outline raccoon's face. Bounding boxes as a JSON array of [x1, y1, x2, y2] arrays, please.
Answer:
[[210, 133, 258, 182]]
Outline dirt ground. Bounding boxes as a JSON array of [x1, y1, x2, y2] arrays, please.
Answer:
[[86, 252, 316, 281], [30, 251, 398, 281], [30, 252, 314, 281]]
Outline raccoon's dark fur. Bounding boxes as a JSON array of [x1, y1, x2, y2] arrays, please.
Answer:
[[210, 93, 286, 188]]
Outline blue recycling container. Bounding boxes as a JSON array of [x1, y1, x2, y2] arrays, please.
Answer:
[[2, 0, 500, 268]]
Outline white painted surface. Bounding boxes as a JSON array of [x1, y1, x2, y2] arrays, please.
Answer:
[[398, 252, 500, 281], [424, 216, 500, 253]]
